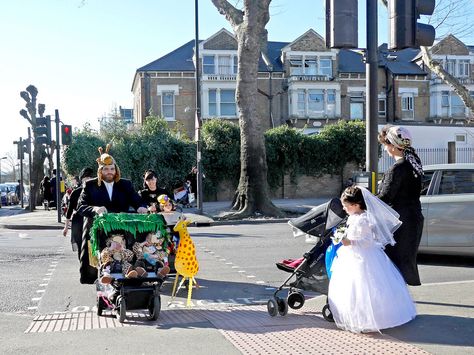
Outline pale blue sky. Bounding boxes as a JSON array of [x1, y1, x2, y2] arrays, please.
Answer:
[[0, 0, 471, 162]]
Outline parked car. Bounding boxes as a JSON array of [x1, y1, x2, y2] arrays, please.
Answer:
[[419, 163, 474, 257], [0, 184, 9, 205], [4, 182, 19, 205]]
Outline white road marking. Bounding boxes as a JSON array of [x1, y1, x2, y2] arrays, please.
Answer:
[[420, 280, 474, 287]]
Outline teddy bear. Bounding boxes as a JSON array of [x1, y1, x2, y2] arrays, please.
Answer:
[[133, 232, 170, 278], [100, 234, 146, 284]]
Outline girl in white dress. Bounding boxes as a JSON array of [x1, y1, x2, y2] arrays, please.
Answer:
[[328, 186, 416, 333]]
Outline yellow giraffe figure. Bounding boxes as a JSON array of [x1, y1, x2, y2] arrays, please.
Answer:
[[170, 218, 199, 307]]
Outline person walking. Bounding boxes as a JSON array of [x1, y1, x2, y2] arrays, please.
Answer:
[[378, 125, 424, 286], [76, 145, 148, 284], [62, 167, 94, 259], [328, 186, 416, 333]]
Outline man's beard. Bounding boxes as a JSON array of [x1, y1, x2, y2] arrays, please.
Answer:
[[102, 173, 115, 183]]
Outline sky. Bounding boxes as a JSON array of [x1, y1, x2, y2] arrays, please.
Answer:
[[0, 0, 473, 172]]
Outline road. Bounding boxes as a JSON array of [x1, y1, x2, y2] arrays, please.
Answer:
[[0, 220, 473, 354]]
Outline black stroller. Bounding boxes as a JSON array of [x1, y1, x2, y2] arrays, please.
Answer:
[[267, 198, 347, 321]]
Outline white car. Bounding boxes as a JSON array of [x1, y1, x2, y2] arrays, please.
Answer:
[[419, 163, 474, 256]]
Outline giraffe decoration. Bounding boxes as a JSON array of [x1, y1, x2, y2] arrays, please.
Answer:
[[170, 217, 199, 307]]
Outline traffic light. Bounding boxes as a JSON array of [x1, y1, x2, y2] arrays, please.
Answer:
[[34, 115, 52, 145], [61, 124, 73, 145], [326, 0, 358, 49], [388, 0, 435, 50], [15, 138, 30, 159]]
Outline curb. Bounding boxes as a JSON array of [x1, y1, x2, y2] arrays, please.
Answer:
[[1, 224, 64, 230]]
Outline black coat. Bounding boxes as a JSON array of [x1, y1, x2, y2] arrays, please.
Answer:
[[76, 178, 146, 284], [66, 187, 84, 259], [139, 187, 172, 207], [378, 158, 424, 286]]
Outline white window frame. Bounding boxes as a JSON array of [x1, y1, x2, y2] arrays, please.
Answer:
[[458, 59, 470, 77], [203, 55, 215, 74], [445, 59, 456, 76], [220, 89, 237, 116], [401, 95, 414, 111], [319, 58, 332, 77], [161, 91, 175, 120], [218, 55, 232, 75], [378, 98, 386, 117], [208, 89, 217, 116]]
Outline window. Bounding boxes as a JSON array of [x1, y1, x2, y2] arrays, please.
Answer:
[[378, 99, 386, 117], [439, 170, 474, 194], [220, 89, 236, 116], [233, 56, 238, 74], [297, 90, 305, 114], [308, 89, 324, 113], [161, 91, 174, 119], [218, 55, 232, 75], [327, 90, 336, 104], [451, 94, 465, 116], [420, 171, 435, 196], [208, 89, 217, 116], [445, 59, 456, 76], [305, 56, 317, 75], [441, 91, 449, 107], [455, 134, 466, 143], [458, 60, 470, 77], [290, 56, 303, 75], [401, 95, 413, 111], [203, 56, 215, 74], [319, 58, 332, 76]]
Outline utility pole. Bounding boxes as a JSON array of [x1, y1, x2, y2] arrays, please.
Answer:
[[27, 128, 33, 212], [55, 109, 61, 223], [366, 0, 379, 193]]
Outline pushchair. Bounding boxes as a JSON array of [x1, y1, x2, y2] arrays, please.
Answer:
[[173, 181, 194, 208], [267, 198, 347, 321], [88, 213, 171, 323]]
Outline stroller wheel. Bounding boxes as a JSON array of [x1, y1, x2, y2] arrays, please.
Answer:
[[148, 295, 161, 321], [322, 304, 334, 322], [277, 297, 288, 316], [118, 297, 127, 323], [267, 297, 278, 317], [287, 291, 305, 310]]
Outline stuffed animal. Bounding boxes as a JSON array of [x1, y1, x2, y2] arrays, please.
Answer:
[[100, 234, 146, 284], [133, 232, 169, 278]]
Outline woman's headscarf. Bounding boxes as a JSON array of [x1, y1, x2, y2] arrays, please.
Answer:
[[386, 126, 423, 177]]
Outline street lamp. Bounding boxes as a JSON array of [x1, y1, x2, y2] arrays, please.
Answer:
[[194, 0, 203, 214], [0, 156, 7, 184]]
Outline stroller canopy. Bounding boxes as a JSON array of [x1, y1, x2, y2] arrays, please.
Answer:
[[288, 198, 347, 238]]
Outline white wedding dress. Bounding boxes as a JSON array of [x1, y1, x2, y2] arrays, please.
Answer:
[[328, 212, 416, 333]]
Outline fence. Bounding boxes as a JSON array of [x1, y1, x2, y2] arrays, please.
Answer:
[[378, 147, 474, 173]]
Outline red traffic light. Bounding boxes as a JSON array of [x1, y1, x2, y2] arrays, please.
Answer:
[[61, 124, 73, 145], [64, 126, 70, 134]]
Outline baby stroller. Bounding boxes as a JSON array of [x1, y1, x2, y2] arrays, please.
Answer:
[[173, 181, 194, 208], [89, 213, 171, 323], [267, 198, 347, 321]]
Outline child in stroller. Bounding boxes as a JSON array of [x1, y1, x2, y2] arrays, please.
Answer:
[[90, 213, 171, 323], [268, 198, 347, 320]]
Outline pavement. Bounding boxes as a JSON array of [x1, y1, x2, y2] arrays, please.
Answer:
[[0, 197, 329, 230]]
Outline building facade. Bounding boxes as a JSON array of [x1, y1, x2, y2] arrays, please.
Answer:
[[131, 29, 474, 138]]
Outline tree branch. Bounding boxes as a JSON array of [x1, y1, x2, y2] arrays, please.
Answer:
[[211, 0, 244, 29]]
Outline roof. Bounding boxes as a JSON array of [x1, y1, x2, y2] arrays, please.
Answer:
[[136, 39, 427, 76]]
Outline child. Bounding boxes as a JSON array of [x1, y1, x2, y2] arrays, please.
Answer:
[[328, 186, 416, 333]]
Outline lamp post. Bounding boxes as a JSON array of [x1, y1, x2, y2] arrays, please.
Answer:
[[194, 0, 203, 214], [0, 156, 7, 184]]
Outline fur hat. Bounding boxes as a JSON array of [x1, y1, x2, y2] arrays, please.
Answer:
[[96, 144, 121, 185]]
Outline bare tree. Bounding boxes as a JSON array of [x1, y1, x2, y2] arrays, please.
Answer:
[[382, 0, 474, 119], [211, 0, 283, 218], [19, 85, 49, 209]]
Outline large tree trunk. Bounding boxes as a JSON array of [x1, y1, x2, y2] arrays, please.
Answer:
[[212, 0, 283, 218]]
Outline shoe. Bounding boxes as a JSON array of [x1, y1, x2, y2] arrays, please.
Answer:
[[157, 265, 170, 278], [135, 266, 148, 278], [125, 270, 138, 279]]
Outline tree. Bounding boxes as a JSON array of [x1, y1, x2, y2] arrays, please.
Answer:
[[382, 0, 474, 120], [211, 0, 283, 218], [19, 85, 49, 209]]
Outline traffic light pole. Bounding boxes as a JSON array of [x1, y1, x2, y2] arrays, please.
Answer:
[[55, 109, 61, 223], [27, 128, 33, 212], [366, 0, 379, 193], [19, 138, 24, 209]]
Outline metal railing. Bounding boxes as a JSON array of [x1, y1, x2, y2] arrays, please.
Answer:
[[378, 147, 474, 172]]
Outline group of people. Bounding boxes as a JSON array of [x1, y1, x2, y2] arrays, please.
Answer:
[[328, 124, 424, 334], [60, 145, 195, 284]]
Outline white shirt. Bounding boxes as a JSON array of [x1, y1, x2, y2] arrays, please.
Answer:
[[104, 181, 114, 200]]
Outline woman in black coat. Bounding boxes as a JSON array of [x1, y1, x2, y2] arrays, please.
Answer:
[[139, 170, 172, 212], [378, 125, 424, 286]]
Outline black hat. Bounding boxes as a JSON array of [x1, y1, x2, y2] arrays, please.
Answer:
[[144, 170, 157, 180], [79, 167, 94, 181]]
